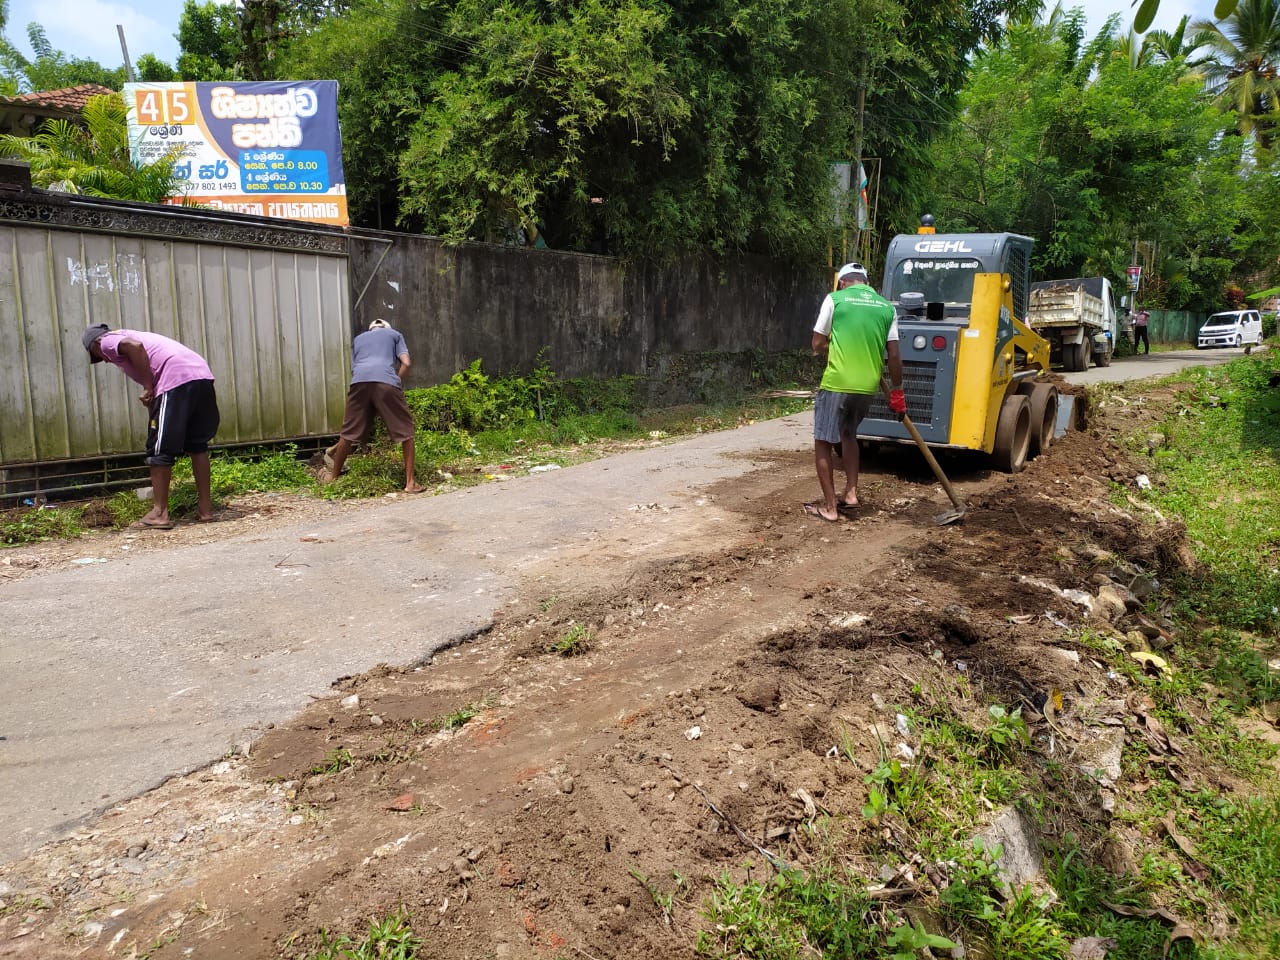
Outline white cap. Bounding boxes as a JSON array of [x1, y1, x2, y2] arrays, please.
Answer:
[[836, 262, 867, 282]]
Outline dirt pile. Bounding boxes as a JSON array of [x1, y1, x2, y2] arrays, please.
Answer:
[[0, 386, 1215, 959]]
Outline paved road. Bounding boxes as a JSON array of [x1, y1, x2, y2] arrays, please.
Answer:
[[1064, 344, 1264, 385], [0, 415, 814, 863]]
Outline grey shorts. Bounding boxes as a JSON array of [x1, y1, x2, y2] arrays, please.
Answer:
[[814, 390, 872, 444]]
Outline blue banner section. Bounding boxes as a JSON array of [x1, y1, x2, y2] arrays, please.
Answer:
[[240, 150, 331, 193]]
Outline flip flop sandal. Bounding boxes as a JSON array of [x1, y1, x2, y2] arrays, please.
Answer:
[[802, 502, 840, 523]]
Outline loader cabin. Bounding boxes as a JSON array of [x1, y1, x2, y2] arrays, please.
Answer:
[[880, 228, 1033, 323]]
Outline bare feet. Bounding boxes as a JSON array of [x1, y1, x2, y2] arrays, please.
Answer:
[[404, 483, 427, 494], [317, 467, 336, 484]]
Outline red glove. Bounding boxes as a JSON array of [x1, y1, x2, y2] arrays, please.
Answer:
[[889, 388, 907, 417]]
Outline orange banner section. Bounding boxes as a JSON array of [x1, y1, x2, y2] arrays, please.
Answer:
[[163, 195, 348, 227]]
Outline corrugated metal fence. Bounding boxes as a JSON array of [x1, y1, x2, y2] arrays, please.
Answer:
[[0, 191, 352, 489], [1147, 309, 1207, 344]]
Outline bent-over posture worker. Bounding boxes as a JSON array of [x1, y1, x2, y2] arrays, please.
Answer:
[[82, 324, 220, 529], [320, 319, 425, 494]]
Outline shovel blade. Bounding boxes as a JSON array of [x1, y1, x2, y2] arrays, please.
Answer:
[[934, 505, 967, 526]]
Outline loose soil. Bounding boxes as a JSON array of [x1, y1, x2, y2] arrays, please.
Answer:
[[0, 379, 1240, 959]]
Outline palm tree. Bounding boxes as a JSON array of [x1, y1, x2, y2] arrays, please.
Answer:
[[1145, 16, 1217, 69], [0, 93, 186, 202], [1194, 0, 1280, 147]]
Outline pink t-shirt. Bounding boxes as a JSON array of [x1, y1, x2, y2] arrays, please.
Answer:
[[97, 330, 214, 395]]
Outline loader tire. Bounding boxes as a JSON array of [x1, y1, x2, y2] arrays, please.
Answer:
[[993, 394, 1032, 473], [1017, 382, 1058, 458]]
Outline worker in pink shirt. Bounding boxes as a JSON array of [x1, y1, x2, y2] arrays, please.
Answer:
[[82, 324, 221, 529]]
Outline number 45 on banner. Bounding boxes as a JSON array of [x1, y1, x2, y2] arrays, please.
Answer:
[[134, 88, 192, 125]]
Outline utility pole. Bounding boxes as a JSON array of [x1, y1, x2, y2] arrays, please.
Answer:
[[117, 25, 136, 82], [851, 47, 868, 266]]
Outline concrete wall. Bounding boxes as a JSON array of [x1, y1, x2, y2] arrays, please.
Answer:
[[348, 231, 825, 389]]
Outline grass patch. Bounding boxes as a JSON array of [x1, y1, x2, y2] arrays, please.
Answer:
[[548, 622, 593, 656], [309, 909, 421, 960], [1143, 354, 1280, 633], [309, 748, 354, 776], [0, 505, 86, 545], [434, 695, 495, 733]]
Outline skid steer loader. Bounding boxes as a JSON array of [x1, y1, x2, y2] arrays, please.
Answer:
[[857, 219, 1058, 473]]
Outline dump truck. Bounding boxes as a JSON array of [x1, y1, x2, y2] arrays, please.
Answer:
[[1026, 277, 1117, 371], [855, 221, 1058, 473]]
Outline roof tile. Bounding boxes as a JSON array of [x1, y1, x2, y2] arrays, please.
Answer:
[[0, 84, 117, 112]]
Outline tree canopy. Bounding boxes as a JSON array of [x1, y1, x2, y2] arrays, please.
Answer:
[[281, 0, 1031, 263]]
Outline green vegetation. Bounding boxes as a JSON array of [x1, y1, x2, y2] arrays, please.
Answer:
[[0, 504, 85, 545], [549, 623, 593, 657], [1144, 354, 1280, 632], [435, 695, 495, 733], [0, 93, 187, 202], [309, 748, 354, 777], [310, 909, 421, 960]]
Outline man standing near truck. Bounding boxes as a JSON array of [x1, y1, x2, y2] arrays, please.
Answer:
[[805, 262, 904, 522], [1133, 307, 1151, 355]]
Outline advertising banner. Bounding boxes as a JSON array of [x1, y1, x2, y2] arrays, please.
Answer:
[[124, 81, 348, 226]]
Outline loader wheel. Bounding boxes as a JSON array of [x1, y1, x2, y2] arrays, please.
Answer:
[[1017, 382, 1058, 458], [993, 394, 1032, 473]]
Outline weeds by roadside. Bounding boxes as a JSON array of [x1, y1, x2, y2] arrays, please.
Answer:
[[0, 505, 85, 544], [1143, 354, 1280, 633], [549, 622, 593, 657], [1, 360, 812, 544], [309, 909, 421, 960]]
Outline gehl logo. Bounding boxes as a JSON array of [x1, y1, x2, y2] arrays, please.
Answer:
[[914, 240, 974, 253]]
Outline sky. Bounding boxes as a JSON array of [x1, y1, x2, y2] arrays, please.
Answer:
[[4, 0, 1223, 77]]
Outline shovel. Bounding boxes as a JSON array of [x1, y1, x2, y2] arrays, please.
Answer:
[[881, 376, 967, 525]]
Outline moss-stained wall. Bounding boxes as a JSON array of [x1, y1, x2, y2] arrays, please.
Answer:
[[347, 232, 828, 389]]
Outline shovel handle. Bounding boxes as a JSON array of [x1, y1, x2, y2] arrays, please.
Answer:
[[879, 376, 967, 514]]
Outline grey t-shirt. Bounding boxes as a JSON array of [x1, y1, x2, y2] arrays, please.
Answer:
[[350, 327, 408, 387]]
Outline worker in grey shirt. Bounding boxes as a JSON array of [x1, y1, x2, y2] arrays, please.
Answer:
[[320, 319, 425, 493]]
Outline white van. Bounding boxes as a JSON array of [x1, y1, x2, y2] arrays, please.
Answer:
[[1197, 309, 1264, 349]]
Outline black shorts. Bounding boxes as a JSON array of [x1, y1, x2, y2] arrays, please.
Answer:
[[146, 379, 220, 467]]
